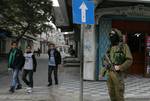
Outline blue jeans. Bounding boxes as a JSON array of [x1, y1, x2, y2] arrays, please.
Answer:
[[11, 68, 21, 88]]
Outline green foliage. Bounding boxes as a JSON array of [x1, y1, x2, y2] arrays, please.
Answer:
[[0, 0, 53, 41]]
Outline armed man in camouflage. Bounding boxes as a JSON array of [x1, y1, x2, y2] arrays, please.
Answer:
[[101, 29, 133, 101]]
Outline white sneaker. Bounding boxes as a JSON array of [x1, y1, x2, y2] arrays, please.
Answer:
[[26, 87, 32, 94], [25, 87, 29, 92]]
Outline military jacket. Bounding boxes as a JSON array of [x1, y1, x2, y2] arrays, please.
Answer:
[[101, 43, 133, 76]]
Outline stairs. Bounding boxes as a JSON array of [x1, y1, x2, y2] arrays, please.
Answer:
[[63, 57, 80, 67]]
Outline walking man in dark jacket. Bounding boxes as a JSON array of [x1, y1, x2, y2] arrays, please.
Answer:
[[8, 41, 25, 93], [47, 43, 61, 86]]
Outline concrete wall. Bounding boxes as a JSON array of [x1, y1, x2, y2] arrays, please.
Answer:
[[53, 0, 69, 27], [83, 25, 96, 80]]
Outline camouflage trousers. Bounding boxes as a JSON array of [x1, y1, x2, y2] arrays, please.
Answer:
[[107, 71, 125, 101]]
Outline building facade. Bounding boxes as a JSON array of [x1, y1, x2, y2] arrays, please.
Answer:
[[83, 1, 150, 80], [0, 32, 36, 56]]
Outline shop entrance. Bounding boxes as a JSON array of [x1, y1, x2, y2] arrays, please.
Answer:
[[127, 32, 145, 75], [112, 20, 150, 75]]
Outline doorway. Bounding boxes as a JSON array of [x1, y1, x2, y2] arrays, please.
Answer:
[[127, 32, 145, 75], [112, 19, 150, 75]]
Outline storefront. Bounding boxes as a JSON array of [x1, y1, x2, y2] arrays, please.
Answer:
[[112, 19, 150, 76], [0, 29, 11, 55], [96, 17, 150, 80], [82, 2, 150, 80], [0, 39, 6, 55]]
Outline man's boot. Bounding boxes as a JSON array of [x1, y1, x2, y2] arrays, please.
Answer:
[[16, 84, 22, 90], [9, 86, 15, 93]]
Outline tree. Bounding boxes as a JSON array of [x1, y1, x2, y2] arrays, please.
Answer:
[[0, 0, 53, 41]]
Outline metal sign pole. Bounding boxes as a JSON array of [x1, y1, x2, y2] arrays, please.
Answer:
[[80, 24, 85, 101], [72, 0, 94, 100]]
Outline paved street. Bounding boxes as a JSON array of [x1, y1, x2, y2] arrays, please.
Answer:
[[0, 54, 150, 101], [0, 54, 80, 101]]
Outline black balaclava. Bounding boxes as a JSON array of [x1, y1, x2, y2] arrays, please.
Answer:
[[109, 31, 120, 46]]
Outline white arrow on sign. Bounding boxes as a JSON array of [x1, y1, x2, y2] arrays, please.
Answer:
[[79, 2, 88, 23]]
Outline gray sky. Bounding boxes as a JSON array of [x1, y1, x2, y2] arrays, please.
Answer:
[[52, 0, 59, 7]]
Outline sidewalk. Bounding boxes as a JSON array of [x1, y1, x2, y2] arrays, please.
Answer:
[[0, 75, 150, 101], [0, 54, 150, 101], [1, 75, 150, 101], [35, 54, 48, 59]]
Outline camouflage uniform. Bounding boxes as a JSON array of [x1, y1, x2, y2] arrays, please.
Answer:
[[101, 29, 133, 101]]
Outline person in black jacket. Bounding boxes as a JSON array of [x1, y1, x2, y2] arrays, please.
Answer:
[[47, 43, 61, 86], [22, 45, 37, 94], [8, 41, 25, 93]]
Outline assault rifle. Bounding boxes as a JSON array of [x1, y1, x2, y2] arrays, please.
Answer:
[[102, 54, 116, 76]]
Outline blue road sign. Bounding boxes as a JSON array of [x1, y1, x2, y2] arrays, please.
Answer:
[[72, 0, 95, 24]]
